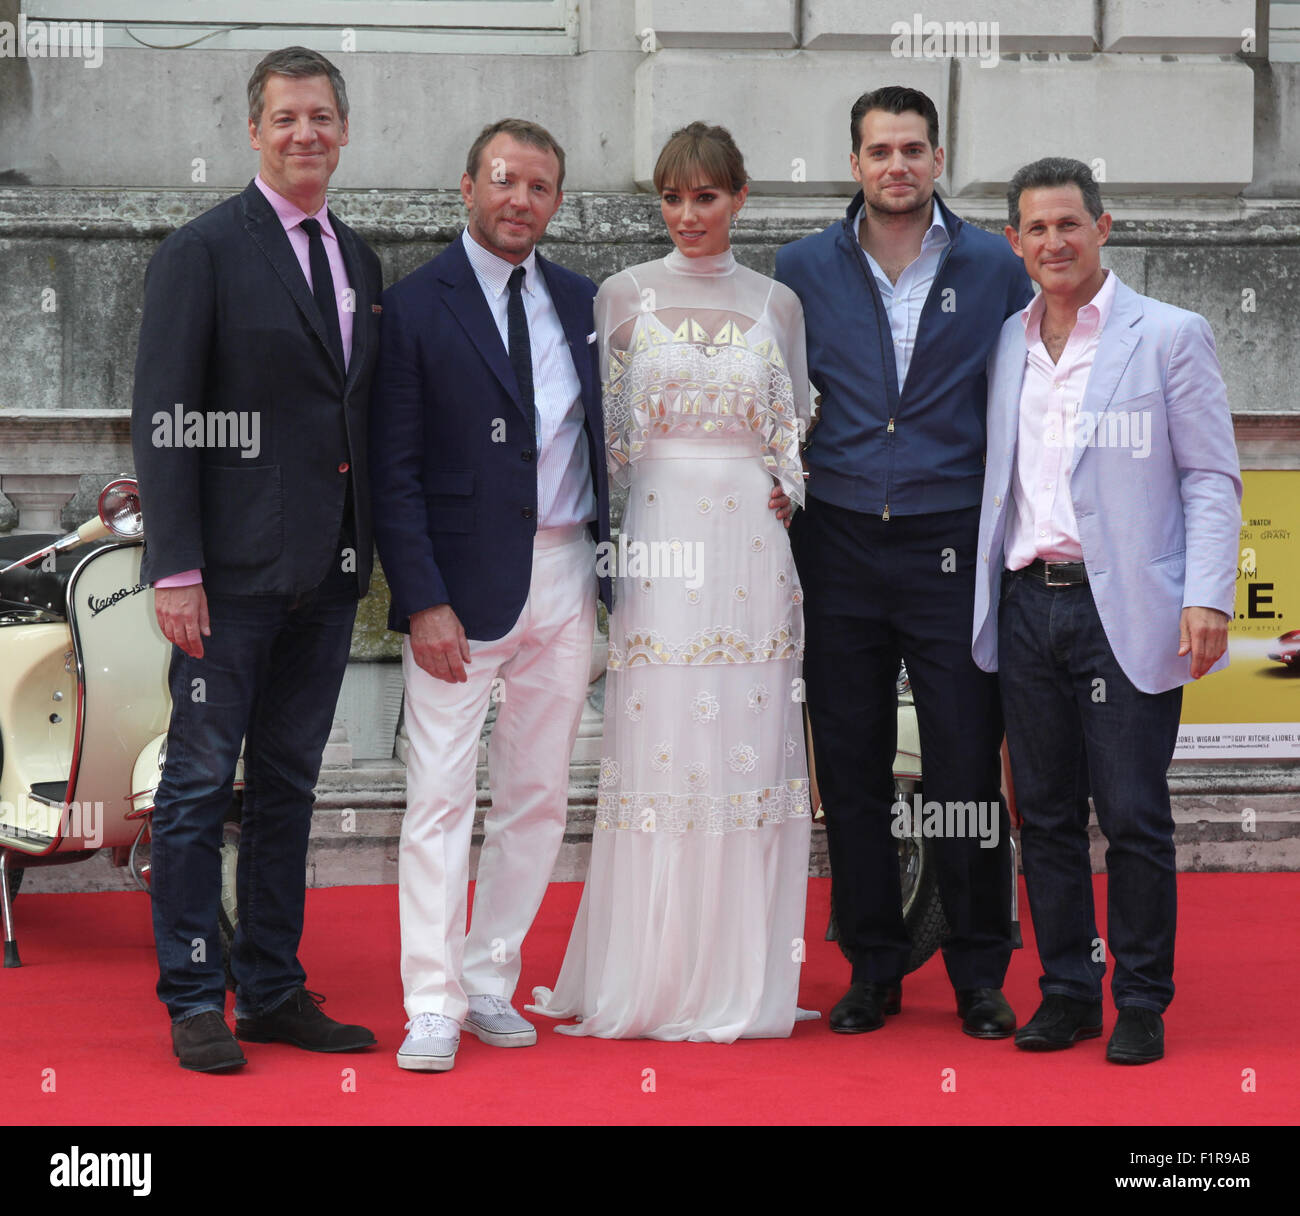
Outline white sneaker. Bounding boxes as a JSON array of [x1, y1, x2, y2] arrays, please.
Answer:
[[464, 994, 537, 1047], [396, 1012, 460, 1071]]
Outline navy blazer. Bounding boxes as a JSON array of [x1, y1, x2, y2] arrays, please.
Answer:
[[369, 234, 612, 640], [131, 180, 383, 596]]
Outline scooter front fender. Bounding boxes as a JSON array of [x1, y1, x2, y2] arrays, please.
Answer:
[[894, 701, 922, 783], [128, 734, 245, 819]]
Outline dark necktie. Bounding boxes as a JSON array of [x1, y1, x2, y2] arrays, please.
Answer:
[[300, 217, 345, 373], [507, 265, 535, 427]]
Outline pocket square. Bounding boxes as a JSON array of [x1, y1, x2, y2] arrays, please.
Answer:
[[586, 330, 597, 344], [372, 304, 383, 315]]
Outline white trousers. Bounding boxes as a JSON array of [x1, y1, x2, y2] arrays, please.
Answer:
[[398, 526, 597, 1021]]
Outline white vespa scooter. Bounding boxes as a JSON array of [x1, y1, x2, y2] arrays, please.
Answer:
[[0, 478, 240, 972]]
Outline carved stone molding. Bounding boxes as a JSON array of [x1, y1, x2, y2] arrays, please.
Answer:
[[1, 187, 1298, 245], [0, 409, 132, 474]]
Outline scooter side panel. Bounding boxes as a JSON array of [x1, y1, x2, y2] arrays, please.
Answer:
[[64, 545, 172, 850], [0, 623, 77, 852]]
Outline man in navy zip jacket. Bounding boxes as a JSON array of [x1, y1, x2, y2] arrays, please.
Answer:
[[775, 86, 1033, 1037]]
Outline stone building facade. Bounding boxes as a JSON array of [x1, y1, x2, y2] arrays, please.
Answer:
[[2, 0, 1296, 887]]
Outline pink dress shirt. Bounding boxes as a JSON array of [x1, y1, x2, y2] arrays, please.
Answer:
[[155, 176, 353, 588], [1005, 270, 1118, 571]]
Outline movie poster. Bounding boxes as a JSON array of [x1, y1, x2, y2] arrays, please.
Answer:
[[1177, 470, 1300, 759]]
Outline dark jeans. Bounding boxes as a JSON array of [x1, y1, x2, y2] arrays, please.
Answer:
[[791, 498, 1012, 989], [150, 571, 356, 1022], [997, 570, 1181, 1012]]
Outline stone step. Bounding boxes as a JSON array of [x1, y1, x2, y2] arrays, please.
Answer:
[[15, 773, 1300, 894]]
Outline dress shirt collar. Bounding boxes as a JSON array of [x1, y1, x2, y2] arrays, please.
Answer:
[[1021, 268, 1119, 344], [462, 226, 539, 298], [254, 173, 335, 239], [855, 196, 950, 252]]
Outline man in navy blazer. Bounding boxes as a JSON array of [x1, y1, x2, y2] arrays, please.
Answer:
[[973, 157, 1242, 1063], [369, 119, 611, 1072], [131, 48, 381, 1071]]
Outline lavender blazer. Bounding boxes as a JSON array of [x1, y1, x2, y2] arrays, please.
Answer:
[[972, 274, 1243, 694]]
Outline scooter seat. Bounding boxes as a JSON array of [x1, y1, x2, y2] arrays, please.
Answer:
[[0, 533, 90, 619]]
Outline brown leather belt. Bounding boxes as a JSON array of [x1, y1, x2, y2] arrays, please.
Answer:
[[1021, 558, 1089, 587]]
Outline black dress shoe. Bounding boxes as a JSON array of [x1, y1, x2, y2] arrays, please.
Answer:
[[1106, 1007, 1164, 1064], [955, 987, 1016, 1039], [172, 1010, 247, 1072], [1014, 993, 1103, 1051], [235, 988, 377, 1052], [829, 981, 901, 1033]]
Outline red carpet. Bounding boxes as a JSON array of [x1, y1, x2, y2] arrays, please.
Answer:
[[1, 875, 1295, 1125]]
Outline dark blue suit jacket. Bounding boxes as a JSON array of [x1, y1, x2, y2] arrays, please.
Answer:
[[131, 181, 382, 595], [369, 234, 612, 640], [775, 192, 1032, 517]]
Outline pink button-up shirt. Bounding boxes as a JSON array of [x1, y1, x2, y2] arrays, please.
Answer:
[[1005, 270, 1118, 571], [155, 177, 353, 588], [253, 174, 353, 370]]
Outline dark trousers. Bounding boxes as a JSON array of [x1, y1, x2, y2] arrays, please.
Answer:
[[150, 562, 357, 1022], [997, 570, 1181, 1012], [791, 498, 1012, 988]]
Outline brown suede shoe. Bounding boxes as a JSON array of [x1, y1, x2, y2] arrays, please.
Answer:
[[235, 988, 376, 1052], [172, 1010, 247, 1072]]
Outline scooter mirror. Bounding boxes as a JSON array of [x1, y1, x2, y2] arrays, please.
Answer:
[[97, 478, 144, 539]]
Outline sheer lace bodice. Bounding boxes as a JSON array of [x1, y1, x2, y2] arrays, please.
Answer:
[[597, 249, 812, 506]]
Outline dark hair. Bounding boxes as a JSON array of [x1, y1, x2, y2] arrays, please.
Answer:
[[1007, 157, 1104, 230], [849, 86, 940, 153], [466, 118, 567, 190], [247, 46, 348, 125], [653, 121, 748, 195]]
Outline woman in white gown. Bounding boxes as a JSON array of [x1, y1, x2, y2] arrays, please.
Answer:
[[528, 123, 813, 1041]]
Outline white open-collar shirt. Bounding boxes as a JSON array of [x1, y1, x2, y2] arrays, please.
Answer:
[[1006, 269, 1119, 569]]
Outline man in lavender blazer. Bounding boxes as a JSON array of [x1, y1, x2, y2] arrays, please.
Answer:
[[972, 158, 1241, 1064]]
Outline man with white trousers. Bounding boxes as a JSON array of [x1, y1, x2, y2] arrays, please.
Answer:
[[369, 119, 611, 1071]]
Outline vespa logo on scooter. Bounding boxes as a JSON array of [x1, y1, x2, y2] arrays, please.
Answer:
[[87, 582, 148, 617]]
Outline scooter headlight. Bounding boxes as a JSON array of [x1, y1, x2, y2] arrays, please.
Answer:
[[97, 478, 144, 539]]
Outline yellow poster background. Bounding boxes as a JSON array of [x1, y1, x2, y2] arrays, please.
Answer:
[[1177, 470, 1300, 758]]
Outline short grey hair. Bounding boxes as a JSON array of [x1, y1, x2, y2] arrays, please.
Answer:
[[1007, 157, 1103, 230], [247, 46, 348, 126]]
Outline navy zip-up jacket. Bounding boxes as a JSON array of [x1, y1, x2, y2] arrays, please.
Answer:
[[774, 191, 1033, 518]]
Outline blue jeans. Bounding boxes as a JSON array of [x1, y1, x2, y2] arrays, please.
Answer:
[[150, 580, 356, 1022], [997, 570, 1181, 1012]]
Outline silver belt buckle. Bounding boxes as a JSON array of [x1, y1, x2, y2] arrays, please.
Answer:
[[1043, 561, 1072, 587]]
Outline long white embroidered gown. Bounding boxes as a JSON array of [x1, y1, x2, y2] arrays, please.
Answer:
[[528, 248, 813, 1040]]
